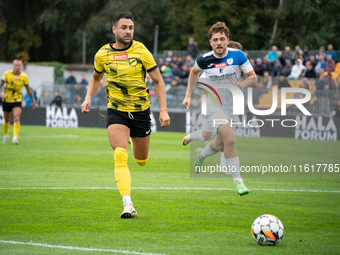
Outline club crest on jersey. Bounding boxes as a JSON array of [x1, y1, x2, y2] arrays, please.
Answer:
[[129, 58, 138, 67], [227, 58, 233, 65], [214, 63, 227, 68], [114, 54, 128, 60]]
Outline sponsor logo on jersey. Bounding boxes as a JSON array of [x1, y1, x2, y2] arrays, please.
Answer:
[[208, 71, 237, 80], [14, 76, 20, 79], [227, 58, 233, 65], [114, 54, 128, 60], [214, 63, 227, 68]]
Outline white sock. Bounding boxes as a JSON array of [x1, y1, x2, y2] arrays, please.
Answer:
[[190, 130, 205, 142], [225, 156, 243, 186], [12, 136, 18, 141], [122, 195, 132, 207], [199, 141, 217, 160]]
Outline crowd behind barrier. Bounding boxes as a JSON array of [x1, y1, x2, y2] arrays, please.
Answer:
[[26, 44, 340, 118]]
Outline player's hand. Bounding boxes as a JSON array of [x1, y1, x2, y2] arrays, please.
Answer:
[[233, 81, 243, 90], [159, 111, 170, 127], [182, 96, 191, 109], [32, 101, 37, 110], [0, 92, 6, 99], [81, 98, 91, 113]]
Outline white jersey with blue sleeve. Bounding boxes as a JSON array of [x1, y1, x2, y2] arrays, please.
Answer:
[[195, 48, 253, 128]]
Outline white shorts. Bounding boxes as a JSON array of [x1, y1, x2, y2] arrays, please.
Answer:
[[202, 116, 213, 132], [205, 101, 237, 133]]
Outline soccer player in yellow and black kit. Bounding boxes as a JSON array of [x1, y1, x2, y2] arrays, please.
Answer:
[[81, 12, 170, 218], [1, 59, 36, 144]]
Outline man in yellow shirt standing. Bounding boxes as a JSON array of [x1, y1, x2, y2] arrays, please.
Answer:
[[1, 59, 36, 144], [81, 12, 170, 218]]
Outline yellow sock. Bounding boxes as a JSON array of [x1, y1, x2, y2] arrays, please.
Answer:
[[113, 147, 131, 197], [13, 122, 20, 137], [134, 155, 149, 166], [3, 122, 10, 135]]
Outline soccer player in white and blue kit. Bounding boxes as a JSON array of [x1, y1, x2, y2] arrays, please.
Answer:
[[182, 22, 257, 196]]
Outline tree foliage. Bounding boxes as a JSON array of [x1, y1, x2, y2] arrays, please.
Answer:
[[0, 0, 339, 63]]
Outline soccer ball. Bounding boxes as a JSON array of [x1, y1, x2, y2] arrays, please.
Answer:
[[251, 214, 284, 246]]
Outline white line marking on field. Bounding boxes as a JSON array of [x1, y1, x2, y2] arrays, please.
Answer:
[[0, 187, 339, 193], [0, 240, 165, 255]]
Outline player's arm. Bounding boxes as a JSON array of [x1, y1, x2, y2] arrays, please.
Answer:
[[233, 70, 257, 90], [0, 80, 6, 99], [148, 68, 170, 127], [81, 70, 104, 113], [182, 65, 200, 109], [24, 85, 37, 109]]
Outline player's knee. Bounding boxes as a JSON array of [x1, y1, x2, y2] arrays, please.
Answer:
[[202, 131, 212, 141], [225, 136, 236, 148], [134, 157, 148, 166]]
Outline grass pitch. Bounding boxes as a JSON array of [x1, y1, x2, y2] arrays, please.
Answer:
[[0, 126, 339, 255]]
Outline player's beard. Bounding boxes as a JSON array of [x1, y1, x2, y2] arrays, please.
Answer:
[[116, 33, 133, 46]]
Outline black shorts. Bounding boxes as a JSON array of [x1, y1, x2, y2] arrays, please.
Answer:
[[107, 108, 151, 138], [2, 101, 22, 112]]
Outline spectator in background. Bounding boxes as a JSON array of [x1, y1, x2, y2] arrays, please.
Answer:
[[299, 53, 305, 65], [186, 37, 199, 59], [309, 54, 317, 69], [315, 54, 326, 74], [315, 72, 327, 90], [277, 51, 285, 67], [80, 74, 88, 85], [278, 74, 290, 89], [65, 70, 77, 105], [260, 71, 272, 90], [326, 44, 337, 62], [303, 61, 317, 78], [170, 62, 181, 79], [281, 59, 292, 77], [183, 54, 195, 67], [267, 45, 278, 63], [326, 73, 336, 90], [165, 51, 174, 63], [177, 56, 184, 67], [287, 59, 306, 80], [316, 46, 325, 60], [272, 60, 283, 77], [324, 54, 336, 75], [262, 57, 272, 73], [253, 58, 264, 76], [160, 62, 172, 83], [303, 46, 310, 62], [180, 65, 190, 79], [330, 98, 340, 118], [24, 88, 37, 107], [294, 45, 303, 56], [49, 89, 63, 108], [292, 52, 299, 65], [65, 70, 77, 85], [282, 46, 293, 63], [249, 59, 255, 67], [157, 58, 164, 69]]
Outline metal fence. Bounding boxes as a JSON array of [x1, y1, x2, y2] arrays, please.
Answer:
[[156, 50, 340, 62], [37, 77, 339, 117]]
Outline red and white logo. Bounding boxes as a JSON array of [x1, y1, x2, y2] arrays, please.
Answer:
[[214, 63, 227, 68], [114, 54, 128, 60]]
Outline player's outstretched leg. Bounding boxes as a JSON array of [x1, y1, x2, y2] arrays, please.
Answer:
[[194, 141, 218, 172], [113, 147, 138, 218], [182, 130, 212, 146]]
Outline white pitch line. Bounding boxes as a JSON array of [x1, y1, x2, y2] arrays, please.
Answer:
[[0, 240, 166, 255], [0, 187, 339, 193]]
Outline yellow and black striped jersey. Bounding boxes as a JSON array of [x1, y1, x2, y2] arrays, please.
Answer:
[[94, 40, 157, 112], [1, 70, 29, 103]]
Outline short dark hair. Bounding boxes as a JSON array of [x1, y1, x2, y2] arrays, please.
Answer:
[[112, 12, 134, 26], [208, 22, 230, 38]]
